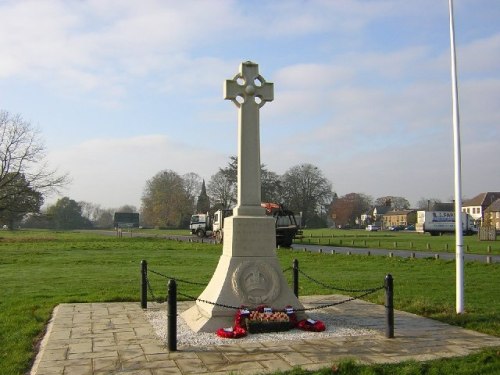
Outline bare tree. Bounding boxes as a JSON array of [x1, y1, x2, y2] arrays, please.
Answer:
[[416, 198, 442, 210], [0, 110, 69, 215], [219, 156, 238, 185], [116, 204, 137, 213], [330, 192, 373, 228], [261, 167, 281, 203], [78, 201, 120, 228], [182, 172, 202, 212], [79, 201, 103, 223], [215, 156, 283, 206], [207, 170, 235, 210], [94, 209, 114, 228], [374, 196, 410, 210], [141, 170, 192, 228], [280, 163, 333, 226]]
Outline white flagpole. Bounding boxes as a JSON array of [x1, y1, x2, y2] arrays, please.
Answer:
[[448, 0, 464, 314]]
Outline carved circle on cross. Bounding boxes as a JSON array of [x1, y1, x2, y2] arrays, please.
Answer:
[[232, 74, 268, 108]]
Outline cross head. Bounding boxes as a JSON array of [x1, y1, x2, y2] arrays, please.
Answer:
[[224, 61, 274, 108]]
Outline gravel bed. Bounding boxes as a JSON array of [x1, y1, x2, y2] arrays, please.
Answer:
[[145, 307, 376, 348]]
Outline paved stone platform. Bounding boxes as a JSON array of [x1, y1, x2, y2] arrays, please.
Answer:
[[31, 296, 500, 375]]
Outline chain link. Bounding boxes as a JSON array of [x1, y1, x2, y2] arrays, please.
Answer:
[[177, 291, 244, 310], [145, 264, 385, 312], [149, 269, 207, 286], [177, 286, 384, 313], [293, 287, 385, 312], [145, 275, 156, 300], [297, 268, 383, 293]]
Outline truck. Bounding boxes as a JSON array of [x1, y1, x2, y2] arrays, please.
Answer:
[[189, 203, 302, 247], [415, 210, 476, 236], [189, 209, 232, 241]]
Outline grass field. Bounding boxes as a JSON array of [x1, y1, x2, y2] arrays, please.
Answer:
[[134, 226, 500, 254], [297, 228, 500, 255], [0, 230, 498, 374]]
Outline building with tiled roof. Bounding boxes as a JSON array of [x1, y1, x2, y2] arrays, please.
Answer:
[[484, 198, 500, 231], [382, 210, 417, 229], [462, 192, 500, 223]]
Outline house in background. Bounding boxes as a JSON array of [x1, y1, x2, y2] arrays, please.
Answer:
[[373, 205, 391, 226], [484, 199, 500, 231], [360, 205, 392, 227], [462, 192, 500, 224], [383, 210, 417, 229]]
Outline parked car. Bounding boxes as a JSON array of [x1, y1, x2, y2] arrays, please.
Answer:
[[389, 225, 406, 231], [405, 224, 415, 231], [366, 225, 380, 231]]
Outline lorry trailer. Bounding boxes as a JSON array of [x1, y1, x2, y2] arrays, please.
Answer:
[[415, 210, 476, 236]]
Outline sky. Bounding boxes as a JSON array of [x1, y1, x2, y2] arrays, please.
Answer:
[[1, 0, 499, 210]]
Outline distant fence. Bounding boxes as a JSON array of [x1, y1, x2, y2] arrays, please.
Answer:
[[478, 227, 497, 241]]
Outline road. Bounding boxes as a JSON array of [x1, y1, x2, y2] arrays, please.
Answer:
[[287, 243, 499, 263]]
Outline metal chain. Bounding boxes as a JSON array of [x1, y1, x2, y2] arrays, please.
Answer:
[[146, 264, 384, 312], [177, 291, 297, 312], [148, 269, 207, 286], [146, 275, 156, 300], [178, 286, 384, 313], [294, 286, 385, 312], [146, 276, 167, 304], [177, 291, 243, 310], [298, 268, 383, 293]]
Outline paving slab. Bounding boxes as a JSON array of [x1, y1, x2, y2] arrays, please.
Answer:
[[31, 296, 500, 375]]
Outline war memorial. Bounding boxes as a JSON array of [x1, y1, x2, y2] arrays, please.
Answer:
[[29, 62, 500, 375]]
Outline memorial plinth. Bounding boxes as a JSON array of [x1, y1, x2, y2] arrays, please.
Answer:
[[182, 61, 306, 332]]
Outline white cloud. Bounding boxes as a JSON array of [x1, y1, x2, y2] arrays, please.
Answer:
[[459, 33, 500, 74], [48, 135, 226, 208], [0, 0, 430, 99], [2, 0, 499, 210], [274, 64, 354, 90], [0, 1, 241, 99]]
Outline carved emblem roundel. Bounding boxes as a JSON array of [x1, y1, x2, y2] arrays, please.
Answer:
[[232, 261, 280, 305]]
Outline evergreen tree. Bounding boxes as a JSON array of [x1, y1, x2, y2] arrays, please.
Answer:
[[46, 197, 92, 229]]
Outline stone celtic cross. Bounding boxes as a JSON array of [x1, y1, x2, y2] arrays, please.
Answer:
[[224, 61, 274, 216], [182, 61, 305, 332]]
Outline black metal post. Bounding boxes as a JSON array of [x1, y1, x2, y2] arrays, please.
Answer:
[[385, 274, 394, 338], [141, 260, 147, 309], [167, 279, 177, 351], [293, 259, 299, 298]]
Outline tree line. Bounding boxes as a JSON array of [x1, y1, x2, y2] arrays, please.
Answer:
[[139, 166, 447, 230], [140, 156, 334, 228], [0, 110, 442, 230], [20, 158, 335, 230], [0, 111, 68, 228], [139, 158, 443, 230]]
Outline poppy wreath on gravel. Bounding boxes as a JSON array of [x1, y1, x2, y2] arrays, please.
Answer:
[[296, 318, 326, 332], [216, 325, 247, 339], [216, 305, 325, 338]]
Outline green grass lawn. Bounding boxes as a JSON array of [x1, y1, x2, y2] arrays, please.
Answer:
[[297, 228, 500, 255], [0, 230, 498, 374]]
